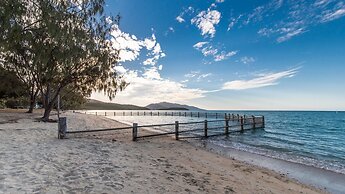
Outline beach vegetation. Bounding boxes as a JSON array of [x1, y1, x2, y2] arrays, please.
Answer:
[[0, 0, 127, 120]]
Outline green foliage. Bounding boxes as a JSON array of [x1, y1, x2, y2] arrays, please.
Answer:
[[0, 0, 127, 119], [4, 96, 29, 108], [0, 99, 5, 109], [0, 66, 28, 99], [59, 87, 88, 110]]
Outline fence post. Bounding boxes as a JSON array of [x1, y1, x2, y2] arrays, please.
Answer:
[[175, 121, 179, 140], [262, 116, 265, 128], [240, 116, 244, 132], [216, 113, 218, 119], [252, 115, 256, 129], [132, 123, 138, 141], [114, 112, 116, 116], [237, 114, 240, 122], [198, 112, 200, 118], [225, 117, 229, 137], [96, 112, 97, 116], [205, 112, 208, 119], [151, 111, 153, 116], [204, 120, 208, 138], [58, 117, 67, 139], [105, 112, 107, 116]]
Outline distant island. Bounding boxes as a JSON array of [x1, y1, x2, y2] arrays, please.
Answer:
[[146, 102, 205, 111], [81, 100, 205, 111], [81, 99, 149, 110]]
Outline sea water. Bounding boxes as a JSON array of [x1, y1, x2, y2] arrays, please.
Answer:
[[88, 110, 345, 174]]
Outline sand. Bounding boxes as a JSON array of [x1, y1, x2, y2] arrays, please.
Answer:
[[0, 110, 326, 193]]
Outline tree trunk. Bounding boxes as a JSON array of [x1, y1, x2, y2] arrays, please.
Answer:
[[42, 103, 54, 121], [41, 85, 61, 122], [27, 89, 39, 113]]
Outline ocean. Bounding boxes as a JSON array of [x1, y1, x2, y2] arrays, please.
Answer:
[[87, 110, 345, 174]]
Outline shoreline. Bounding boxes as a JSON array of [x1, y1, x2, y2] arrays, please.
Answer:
[[112, 116, 345, 194], [189, 140, 345, 194], [0, 110, 327, 193]]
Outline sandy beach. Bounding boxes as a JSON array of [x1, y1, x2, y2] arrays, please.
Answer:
[[0, 110, 326, 193]]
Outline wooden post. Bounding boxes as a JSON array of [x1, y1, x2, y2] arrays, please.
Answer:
[[132, 123, 138, 141], [240, 116, 244, 132], [216, 113, 218, 119], [175, 121, 179, 140], [198, 112, 200, 118], [205, 112, 208, 119], [144, 112, 146, 116], [58, 117, 67, 139], [184, 112, 186, 117], [114, 112, 116, 116], [96, 112, 97, 116], [252, 115, 256, 129], [123, 112, 125, 116], [105, 112, 107, 116], [151, 111, 152, 116], [204, 120, 208, 138], [225, 117, 229, 136], [262, 116, 265, 128], [237, 114, 240, 122]]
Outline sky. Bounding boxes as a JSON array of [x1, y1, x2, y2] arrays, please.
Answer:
[[91, 0, 345, 110]]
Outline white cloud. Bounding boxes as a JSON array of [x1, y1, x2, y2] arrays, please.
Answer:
[[184, 71, 212, 82], [222, 68, 299, 90], [191, 9, 221, 37], [229, 1, 345, 42], [93, 69, 206, 106], [240, 56, 255, 64], [193, 42, 237, 62], [193, 42, 209, 49], [214, 51, 237, 62], [276, 28, 306, 43], [321, 8, 345, 22], [92, 24, 205, 106], [176, 16, 185, 23], [110, 25, 164, 62]]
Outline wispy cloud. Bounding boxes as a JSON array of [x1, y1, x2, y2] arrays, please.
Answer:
[[228, 0, 345, 43], [240, 56, 255, 64], [193, 42, 237, 62], [222, 68, 299, 90], [176, 6, 194, 23], [184, 71, 212, 82], [191, 8, 221, 38]]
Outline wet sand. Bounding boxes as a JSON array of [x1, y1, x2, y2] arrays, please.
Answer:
[[0, 110, 326, 193]]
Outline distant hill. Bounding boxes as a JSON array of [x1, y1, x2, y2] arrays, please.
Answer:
[[146, 102, 205, 111], [81, 99, 149, 110]]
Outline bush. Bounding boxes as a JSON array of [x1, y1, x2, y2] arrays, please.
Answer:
[[0, 99, 5, 109], [4, 97, 29, 109]]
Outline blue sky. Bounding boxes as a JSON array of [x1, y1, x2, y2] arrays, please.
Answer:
[[92, 0, 345, 110]]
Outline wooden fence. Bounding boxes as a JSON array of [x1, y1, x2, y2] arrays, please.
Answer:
[[59, 114, 265, 141], [81, 111, 259, 120]]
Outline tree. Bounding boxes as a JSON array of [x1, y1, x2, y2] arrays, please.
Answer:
[[1, 0, 127, 120]]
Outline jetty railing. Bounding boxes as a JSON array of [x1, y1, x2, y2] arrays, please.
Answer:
[[59, 114, 265, 141]]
